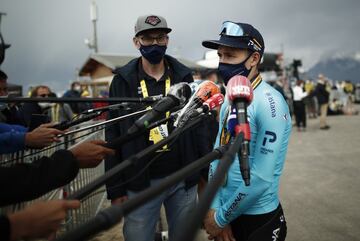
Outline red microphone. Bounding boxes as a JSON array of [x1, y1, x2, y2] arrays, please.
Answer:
[[227, 75, 253, 186], [201, 93, 224, 112], [227, 75, 253, 140]]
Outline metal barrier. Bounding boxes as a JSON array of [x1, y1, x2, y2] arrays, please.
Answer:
[[0, 121, 107, 233]]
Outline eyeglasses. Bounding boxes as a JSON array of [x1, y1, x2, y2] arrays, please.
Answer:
[[139, 34, 168, 46], [39, 94, 49, 97], [220, 21, 248, 38]]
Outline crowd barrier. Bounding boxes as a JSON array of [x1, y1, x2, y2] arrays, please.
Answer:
[[0, 121, 107, 235]]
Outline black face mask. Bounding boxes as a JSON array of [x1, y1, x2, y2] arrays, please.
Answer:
[[139, 44, 167, 64], [218, 53, 252, 85]]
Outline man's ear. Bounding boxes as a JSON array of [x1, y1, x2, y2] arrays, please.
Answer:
[[133, 37, 140, 50], [250, 52, 261, 67]]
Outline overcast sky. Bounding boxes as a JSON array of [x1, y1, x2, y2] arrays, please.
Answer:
[[1, 0, 360, 92]]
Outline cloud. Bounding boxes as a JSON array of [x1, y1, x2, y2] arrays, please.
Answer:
[[1, 0, 359, 92]]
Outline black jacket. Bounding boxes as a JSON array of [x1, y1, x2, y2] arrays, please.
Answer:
[[311, 83, 329, 105], [0, 150, 79, 206], [105, 55, 211, 199], [20, 103, 50, 128]]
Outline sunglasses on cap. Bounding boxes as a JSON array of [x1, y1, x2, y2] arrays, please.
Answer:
[[220, 21, 248, 38], [220, 21, 263, 52]]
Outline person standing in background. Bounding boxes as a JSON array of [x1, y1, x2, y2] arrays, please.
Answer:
[[292, 79, 308, 132]]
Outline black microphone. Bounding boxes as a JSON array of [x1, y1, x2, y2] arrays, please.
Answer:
[[81, 95, 163, 114], [81, 103, 128, 114], [127, 83, 191, 134], [52, 112, 102, 130], [227, 75, 254, 186]]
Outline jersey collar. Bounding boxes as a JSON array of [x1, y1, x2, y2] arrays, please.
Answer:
[[250, 74, 262, 90]]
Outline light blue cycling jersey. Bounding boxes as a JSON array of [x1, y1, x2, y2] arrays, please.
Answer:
[[209, 75, 292, 228]]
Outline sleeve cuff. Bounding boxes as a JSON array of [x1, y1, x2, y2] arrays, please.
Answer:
[[214, 211, 226, 228]]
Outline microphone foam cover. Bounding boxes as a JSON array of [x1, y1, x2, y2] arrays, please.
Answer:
[[196, 81, 221, 102], [168, 82, 192, 104], [204, 93, 224, 110], [227, 75, 253, 103]]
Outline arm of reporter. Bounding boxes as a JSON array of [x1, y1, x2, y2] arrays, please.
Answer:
[[7, 200, 80, 241], [0, 150, 79, 206], [25, 123, 64, 148], [69, 140, 115, 168]]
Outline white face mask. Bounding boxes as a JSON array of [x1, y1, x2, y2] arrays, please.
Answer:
[[74, 86, 81, 91], [38, 102, 53, 109]]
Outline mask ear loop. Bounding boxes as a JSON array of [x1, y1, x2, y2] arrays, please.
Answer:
[[241, 51, 254, 72]]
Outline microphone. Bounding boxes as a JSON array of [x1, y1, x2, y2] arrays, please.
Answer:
[[174, 81, 220, 127], [227, 75, 254, 186], [128, 82, 191, 134], [177, 93, 224, 128], [81, 103, 129, 114], [52, 112, 102, 130], [201, 93, 224, 113], [81, 95, 163, 114]]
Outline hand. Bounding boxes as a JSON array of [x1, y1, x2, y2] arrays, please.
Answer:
[[209, 225, 235, 241], [111, 196, 128, 205], [70, 140, 115, 168], [204, 209, 223, 238], [8, 200, 80, 241], [25, 123, 64, 148]]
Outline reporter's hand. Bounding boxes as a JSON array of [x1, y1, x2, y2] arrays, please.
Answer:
[[70, 140, 115, 168], [8, 200, 80, 241], [111, 196, 128, 205], [25, 123, 64, 148]]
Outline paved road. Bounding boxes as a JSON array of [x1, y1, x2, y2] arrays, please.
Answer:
[[281, 107, 360, 241], [92, 105, 360, 241]]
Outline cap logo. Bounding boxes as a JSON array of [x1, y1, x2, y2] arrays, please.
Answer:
[[248, 39, 262, 51], [145, 16, 161, 26]]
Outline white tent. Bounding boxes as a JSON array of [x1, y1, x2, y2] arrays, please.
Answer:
[[196, 50, 219, 69]]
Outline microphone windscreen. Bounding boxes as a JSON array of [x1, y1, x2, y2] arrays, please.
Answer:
[[167, 82, 192, 105], [204, 93, 224, 110], [227, 76, 253, 103], [196, 81, 221, 102]]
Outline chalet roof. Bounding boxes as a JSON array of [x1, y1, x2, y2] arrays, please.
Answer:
[[79, 53, 204, 76]]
